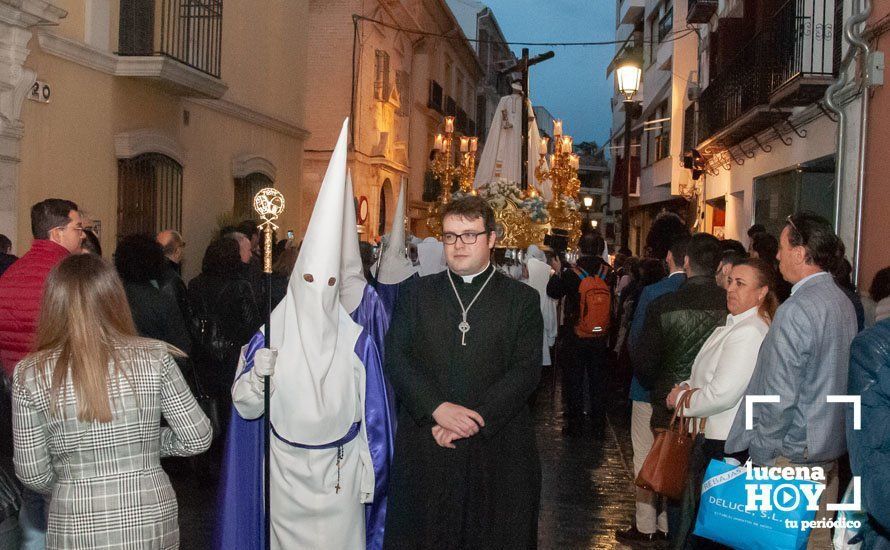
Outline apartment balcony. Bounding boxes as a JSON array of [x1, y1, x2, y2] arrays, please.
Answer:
[[117, 0, 225, 98], [687, 0, 718, 24], [692, 0, 839, 150], [768, 0, 841, 107], [619, 0, 646, 25]]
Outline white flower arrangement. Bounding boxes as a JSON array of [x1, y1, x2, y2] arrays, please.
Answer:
[[520, 195, 550, 223]]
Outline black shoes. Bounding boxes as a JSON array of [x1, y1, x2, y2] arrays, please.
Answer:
[[615, 525, 668, 547]]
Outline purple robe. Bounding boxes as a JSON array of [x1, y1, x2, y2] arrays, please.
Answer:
[[214, 284, 395, 550]]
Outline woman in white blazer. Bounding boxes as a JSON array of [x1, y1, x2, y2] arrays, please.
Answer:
[[666, 258, 778, 548]]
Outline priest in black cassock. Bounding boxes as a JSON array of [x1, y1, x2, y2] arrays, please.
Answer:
[[383, 195, 544, 549]]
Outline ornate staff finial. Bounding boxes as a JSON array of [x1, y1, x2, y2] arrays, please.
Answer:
[[253, 187, 286, 274]]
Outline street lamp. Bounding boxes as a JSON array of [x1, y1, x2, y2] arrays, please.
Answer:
[[616, 61, 642, 101], [616, 55, 642, 250], [582, 195, 594, 209]]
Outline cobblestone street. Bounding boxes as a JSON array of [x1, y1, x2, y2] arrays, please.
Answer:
[[168, 365, 639, 549]]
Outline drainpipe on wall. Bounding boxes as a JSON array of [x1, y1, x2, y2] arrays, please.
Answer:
[[823, 0, 872, 286]]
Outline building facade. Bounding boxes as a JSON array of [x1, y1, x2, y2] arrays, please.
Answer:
[[684, 0, 858, 253], [859, 0, 890, 291], [447, 0, 517, 146], [612, 0, 876, 278], [609, 0, 699, 253], [304, 0, 482, 241], [3, 0, 309, 280]]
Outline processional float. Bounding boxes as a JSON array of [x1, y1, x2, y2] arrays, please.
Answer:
[[426, 87, 582, 253]]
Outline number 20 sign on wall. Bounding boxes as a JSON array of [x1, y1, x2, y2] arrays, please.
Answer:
[[28, 81, 51, 104]]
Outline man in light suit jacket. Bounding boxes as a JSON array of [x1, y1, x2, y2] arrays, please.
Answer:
[[726, 211, 857, 550]]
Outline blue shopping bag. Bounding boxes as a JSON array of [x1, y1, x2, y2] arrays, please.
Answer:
[[693, 459, 819, 550]]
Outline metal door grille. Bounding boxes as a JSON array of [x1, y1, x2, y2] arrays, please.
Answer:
[[117, 153, 183, 239]]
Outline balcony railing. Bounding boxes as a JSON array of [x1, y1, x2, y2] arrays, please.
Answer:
[[687, 0, 717, 24], [119, 0, 223, 78], [695, 0, 838, 147], [658, 8, 674, 43], [769, 0, 839, 105]]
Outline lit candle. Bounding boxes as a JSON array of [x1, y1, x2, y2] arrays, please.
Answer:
[[460, 136, 469, 152], [539, 137, 549, 155], [434, 134, 444, 151], [549, 154, 556, 166], [553, 119, 563, 137], [563, 136, 573, 151], [443, 137, 452, 152], [444, 116, 455, 134], [469, 137, 478, 152]]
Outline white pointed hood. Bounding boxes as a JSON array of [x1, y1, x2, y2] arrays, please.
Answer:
[[417, 237, 446, 276], [269, 118, 364, 445], [340, 170, 366, 313], [374, 177, 417, 284]]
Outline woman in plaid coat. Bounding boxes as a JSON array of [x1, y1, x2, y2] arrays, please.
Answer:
[[11, 254, 212, 549]]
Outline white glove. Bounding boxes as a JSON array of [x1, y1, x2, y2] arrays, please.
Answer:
[[249, 348, 277, 394]]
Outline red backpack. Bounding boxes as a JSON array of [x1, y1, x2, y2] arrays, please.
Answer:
[[572, 266, 612, 338]]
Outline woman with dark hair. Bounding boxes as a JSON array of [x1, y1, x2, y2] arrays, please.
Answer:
[[12, 254, 210, 549], [867, 266, 890, 326], [269, 241, 300, 310], [666, 258, 777, 548], [613, 258, 665, 398], [188, 236, 261, 409], [114, 234, 191, 353], [79, 229, 101, 256], [749, 231, 791, 302]]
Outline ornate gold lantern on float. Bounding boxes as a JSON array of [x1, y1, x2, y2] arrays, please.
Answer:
[[535, 119, 583, 251], [426, 115, 478, 236]]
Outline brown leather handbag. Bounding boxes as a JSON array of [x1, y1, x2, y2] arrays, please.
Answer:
[[634, 389, 707, 500]]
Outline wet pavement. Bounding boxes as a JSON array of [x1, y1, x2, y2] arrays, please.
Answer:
[[167, 365, 639, 549]]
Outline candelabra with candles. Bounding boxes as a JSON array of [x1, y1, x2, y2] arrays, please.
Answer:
[[427, 115, 478, 235], [535, 119, 582, 250]]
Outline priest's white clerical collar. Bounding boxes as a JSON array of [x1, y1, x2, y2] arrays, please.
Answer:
[[453, 262, 492, 283]]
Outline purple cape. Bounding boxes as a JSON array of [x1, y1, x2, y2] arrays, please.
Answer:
[[214, 284, 395, 550]]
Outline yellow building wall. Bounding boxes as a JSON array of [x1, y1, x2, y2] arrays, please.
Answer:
[[15, 1, 309, 281]]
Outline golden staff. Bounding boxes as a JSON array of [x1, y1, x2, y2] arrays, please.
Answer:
[[253, 187, 285, 550]]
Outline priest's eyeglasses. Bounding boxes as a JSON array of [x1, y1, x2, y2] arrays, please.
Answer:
[[443, 231, 488, 245]]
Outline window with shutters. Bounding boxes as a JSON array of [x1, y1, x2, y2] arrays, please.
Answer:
[[117, 153, 183, 239], [234, 172, 273, 222]]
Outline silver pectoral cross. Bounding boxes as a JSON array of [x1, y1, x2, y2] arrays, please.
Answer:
[[458, 319, 470, 346]]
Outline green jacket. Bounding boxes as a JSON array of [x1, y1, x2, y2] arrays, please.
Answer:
[[634, 275, 728, 429]]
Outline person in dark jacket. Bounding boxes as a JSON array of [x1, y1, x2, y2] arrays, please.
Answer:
[[269, 241, 299, 310], [634, 232, 728, 547], [0, 234, 17, 278], [847, 318, 890, 549], [188, 236, 262, 405], [547, 232, 613, 435], [156, 230, 193, 330], [114, 234, 191, 354]]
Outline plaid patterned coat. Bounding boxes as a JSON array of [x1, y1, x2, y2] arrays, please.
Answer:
[[11, 341, 212, 549]]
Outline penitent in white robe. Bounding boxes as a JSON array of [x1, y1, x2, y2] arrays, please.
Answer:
[[231, 308, 373, 550]]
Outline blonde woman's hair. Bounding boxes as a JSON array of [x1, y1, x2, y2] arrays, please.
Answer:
[[33, 254, 142, 422]]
